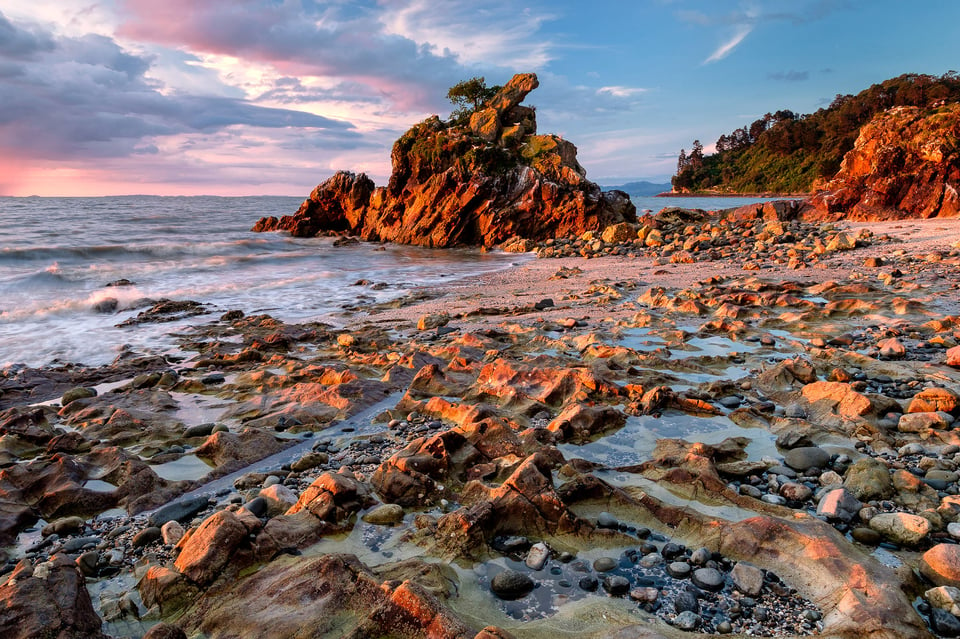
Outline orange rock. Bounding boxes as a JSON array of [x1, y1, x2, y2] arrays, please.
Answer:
[[174, 510, 248, 586], [922, 543, 960, 587], [909, 387, 960, 414], [801, 381, 874, 417], [948, 345, 960, 368]]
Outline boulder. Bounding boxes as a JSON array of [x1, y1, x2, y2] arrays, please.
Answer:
[[0, 555, 107, 639], [868, 512, 931, 546], [844, 457, 894, 501], [174, 510, 250, 586], [922, 544, 960, 587], [909, 387, 960, 414]]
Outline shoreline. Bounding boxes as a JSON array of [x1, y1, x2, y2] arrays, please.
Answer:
[[2, 216, 960, 638]]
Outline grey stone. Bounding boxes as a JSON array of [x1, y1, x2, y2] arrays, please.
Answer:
[[731, 562, 764, 596], [783, 446, 830, 471], [525, 542, 550, 571], [603, 575, 631, 595], [691, 567, 724, 591], [673, 610, 701, 630], [490, 570, 534, 600]]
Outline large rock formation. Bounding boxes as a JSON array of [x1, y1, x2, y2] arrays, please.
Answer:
[[809, 103, 960, 220], [253, 73, 636, 247]]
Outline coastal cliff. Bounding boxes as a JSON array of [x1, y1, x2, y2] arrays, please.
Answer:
[[253, 74, 636, 247], [808, 103, 960, 220]]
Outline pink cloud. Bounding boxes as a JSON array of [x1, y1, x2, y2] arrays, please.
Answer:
[[116, 0, 461, 112]]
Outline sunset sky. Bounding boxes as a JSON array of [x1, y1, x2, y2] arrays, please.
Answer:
[[1, 0, 958, 196]]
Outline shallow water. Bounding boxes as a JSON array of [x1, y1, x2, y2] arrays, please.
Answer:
[[0, 196, 525, 368]]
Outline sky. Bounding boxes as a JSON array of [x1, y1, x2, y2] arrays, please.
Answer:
[[0, 0, 957, 196]]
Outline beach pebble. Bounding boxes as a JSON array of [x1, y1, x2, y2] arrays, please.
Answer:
[[816, 488, 862, 522], [931, 608, 960, 637], [490, 570, 534, 600], [666, 561, 691, 579], [731, 562, 764, 596], [869, 512, 931, 545], [673, 610, 701, 630], [597, 512, 618, 529], [593, 557, 617, 572], [691, 567, 724, 591], [362, 504, 404, 526], [783, 446, 830, 471], [578, 575, 599, 592], [927, 585, 960, 616], [161, 521, 185, 546], [131, 527, 162, 547], [674, 590, 700, 614], [603, 575, 631, 595], [525, 542, 550, 571]]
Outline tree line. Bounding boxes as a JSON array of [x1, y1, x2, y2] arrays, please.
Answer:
[[673, 72, 960, 193]]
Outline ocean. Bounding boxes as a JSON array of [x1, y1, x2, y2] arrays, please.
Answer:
[[0, 194, 783, 369]]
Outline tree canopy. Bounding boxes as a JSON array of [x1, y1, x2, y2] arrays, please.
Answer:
[[447, 77, 501, 123], [671, 72, 960, 194]]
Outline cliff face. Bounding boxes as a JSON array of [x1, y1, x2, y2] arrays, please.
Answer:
[[253, 73, 636, 247], [809, 103, 960, 220]]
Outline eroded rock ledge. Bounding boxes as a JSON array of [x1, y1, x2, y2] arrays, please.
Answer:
[[253, 73, 636, 248]]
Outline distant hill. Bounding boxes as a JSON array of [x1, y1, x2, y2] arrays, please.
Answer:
[[672, 72, 960, 194], [607, 181, 672, 196]]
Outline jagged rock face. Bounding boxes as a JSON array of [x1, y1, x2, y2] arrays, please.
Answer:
[[809, 103, 960, 220], [253, 73, 636, 247]]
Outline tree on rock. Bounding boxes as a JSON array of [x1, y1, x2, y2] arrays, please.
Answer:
[[447, 77, 501, 123]]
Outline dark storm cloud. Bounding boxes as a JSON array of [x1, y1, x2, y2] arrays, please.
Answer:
[[0, 11, 357, 160]]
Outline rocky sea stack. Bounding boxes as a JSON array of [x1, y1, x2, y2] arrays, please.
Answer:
[[253, 73, 636, 248]]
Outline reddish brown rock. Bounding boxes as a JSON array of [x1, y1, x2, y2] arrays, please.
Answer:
[[252, 74, 635, 248], [286, 470, 374, 523], [809, 104, 960, 220], [909, 387, 960, 414], [947, 345, 960, 368], [0, 555, 107, 639], [174, 509, 251, 586], [922, 543, 960, 588], [172, 552, 473, 639], [194, 428, 285, 468], [801, 381, 874, 418], [546, 403, 626, 443]]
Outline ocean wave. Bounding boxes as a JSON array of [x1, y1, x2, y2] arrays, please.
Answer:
[[0, 237, 287, 263]]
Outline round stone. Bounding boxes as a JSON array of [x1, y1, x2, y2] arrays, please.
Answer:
[[661, 542, 684, 559], [593, 557, 617, 572], [673, 610, 701, 631], [783, 446, 830, 471], [578, 575, 599, 592], [674, 590, 700, 614], [666, 561, 691, 579], [689, 547, 712, 566], [851, 527, 882, 545], [691, 567, 724, 591], [597, 512, 619, 529], [931, 608, 960, 637], [603, 575, 631, 595], [490, 570, 534, 600], [716, 620, 733, 634], [361, 504, 405, 525], [922, 544, 960, 587]]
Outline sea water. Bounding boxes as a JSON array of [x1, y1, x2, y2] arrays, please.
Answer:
[[0, 196, 525, 368], [0, 194, 782, 368]]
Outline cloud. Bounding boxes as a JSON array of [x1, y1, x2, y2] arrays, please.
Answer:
[[768, 70, 810, 82], [0, 12, 54, 58], [0, 11, 356, 163], [704, 25, 752, 63], [596, 86, 648, 98], [380, 0, 556, 70]]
